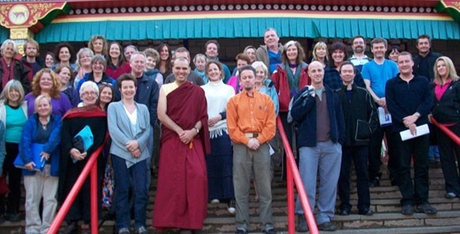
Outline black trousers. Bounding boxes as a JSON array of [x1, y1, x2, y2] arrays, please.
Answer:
[[436, 124, 460, 195], [0, 143, 22, 215], [392, 133, 430, 206]]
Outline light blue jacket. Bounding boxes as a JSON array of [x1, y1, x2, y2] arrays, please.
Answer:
[[107, 101, 151, 168]]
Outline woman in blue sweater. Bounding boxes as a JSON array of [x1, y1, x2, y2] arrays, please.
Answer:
[[19, 95, 61, 234]]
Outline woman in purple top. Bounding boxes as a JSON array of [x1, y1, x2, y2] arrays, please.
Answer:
[[24, 68, 72, 117]]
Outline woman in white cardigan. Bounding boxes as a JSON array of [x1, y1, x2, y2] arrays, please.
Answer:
[[107, 74, 150, 234]]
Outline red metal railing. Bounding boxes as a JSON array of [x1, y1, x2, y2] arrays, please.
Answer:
[[430, 116, 460, 145], [47, 144, 105, 234], [277, 117, 318, 234]]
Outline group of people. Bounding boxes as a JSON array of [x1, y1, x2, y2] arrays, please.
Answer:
[[0, 28, 458, 234]]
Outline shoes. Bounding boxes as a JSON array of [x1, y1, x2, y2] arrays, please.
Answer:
[[415, 203, 438, 215], [135, 226, 148, 234], [358, 209, 374, 216], [401, 204, 414, 215], [445, 192, 457, 199], [0, 214, 5, 224], [369, 177, 380, 187], [60, 222, 78, 234], [339, 208, 350, 216], [296, 215, 308, 232], [263, 226, 276, 234], [235, 227, 247, 234], [210, 199, 220, 204], [318, 221, 336, 231], [118, 228, 130, 234], [7, 212, 22, 222], [227, 199, 236, 214]]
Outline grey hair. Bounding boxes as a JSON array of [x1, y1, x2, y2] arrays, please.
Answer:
[[1, 39, 17, 55], [79, 81, 99, 98]]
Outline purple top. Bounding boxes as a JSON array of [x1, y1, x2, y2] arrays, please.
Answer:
[[24, 92, 72, 117]]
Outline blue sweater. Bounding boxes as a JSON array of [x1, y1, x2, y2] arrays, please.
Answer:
[[386, 74, 433, 133], [291, 86, 345, 147], [19, 114, 61, 176]]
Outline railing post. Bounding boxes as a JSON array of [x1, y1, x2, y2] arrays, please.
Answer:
[[286, 157, 295, 234], [91, 159, 98, 233]]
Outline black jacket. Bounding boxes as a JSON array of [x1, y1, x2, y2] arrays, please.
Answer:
[[0, 58, 30, 93], [413, 50, 441, 81], [337, 84, 378, 146], [432, 79, 460, 124]]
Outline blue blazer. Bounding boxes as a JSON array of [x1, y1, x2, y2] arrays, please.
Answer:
[[19, 114, 61, 176]]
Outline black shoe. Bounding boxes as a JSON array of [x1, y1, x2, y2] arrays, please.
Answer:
[[263, 226, 276, 234], [415, 203, 438, 215], [235, 228, 247, 234], [445, 192, 457, 199], [339, 209, 350, 216], [296, 215, 308, 232], [0, 214, 5, 224], [401, 204, 414, 215], [318, 221, 336, 231], [369, 177, 380, 187], [358, 209, 374, 216]]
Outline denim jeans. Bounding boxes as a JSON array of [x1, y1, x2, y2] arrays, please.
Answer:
[[112, 155, 149, 231]]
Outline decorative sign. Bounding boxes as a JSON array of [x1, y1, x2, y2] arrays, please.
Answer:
[[436, 0, 460, 22], [0, 2, 67, 28]]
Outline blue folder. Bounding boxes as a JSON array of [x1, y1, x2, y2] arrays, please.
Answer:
[[14, 143, 46, 171]]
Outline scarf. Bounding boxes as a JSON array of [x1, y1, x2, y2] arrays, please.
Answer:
[[285, 63, 301, 96], [202, 81, 233, 138], [1, 58, 15, 89]]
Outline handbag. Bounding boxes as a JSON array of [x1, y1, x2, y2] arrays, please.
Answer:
[[102, 156, 114, 208], [0, 176, 9, 195]]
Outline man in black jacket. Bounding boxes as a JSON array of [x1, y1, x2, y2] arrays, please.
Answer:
[[336, 61, 378, 216]]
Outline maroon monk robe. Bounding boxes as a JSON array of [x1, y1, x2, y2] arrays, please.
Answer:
[[153, 81, 211, 230]]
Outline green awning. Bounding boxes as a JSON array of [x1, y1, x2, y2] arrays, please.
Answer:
[[34, 16, 460, 43], [0, 27, 8, 42]]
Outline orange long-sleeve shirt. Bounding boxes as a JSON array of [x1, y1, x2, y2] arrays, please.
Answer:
[[226, 89, 276, 145]]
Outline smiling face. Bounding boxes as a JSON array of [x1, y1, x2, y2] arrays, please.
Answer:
[[308, 61, 325, 86], [109, 43, 121, 60], [315, 46, 327, 59], [332, 49, 345, 65], [79, 51, 92, 67], [45, 54, 55, 68], [130, 53, 146, 75], [352, 37, 365, 54], [206, 62, 222, 82], [59, 47, 71, 63], [1, 43, 15, 59], [92, 60, 105, 74], [245, 48, 256, 63], [286, 45, 298, 62], [172, 59, 190, 84], [159, 45, 169, 61], [146, 56, 157, 70], [371, 42, 387, 60], [39, 72, 53, 92], [416, 38, 431, 55], [120, 80, 136, 100], [80, 87, 98, 105], [264, 29, 279, 48], [99, 86, 113, 104], [255, 67, 266, 85], [340, 64, 355, 85], [58, 67, 72, 86], [205, 43, 218, 59], [7, 88, 20, 104], [36, 97, 51, 118], [397, 54, 414, 76], [436, 59, 448, 79]]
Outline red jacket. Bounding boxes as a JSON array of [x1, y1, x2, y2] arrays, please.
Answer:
[[271, 63, 310, 112]]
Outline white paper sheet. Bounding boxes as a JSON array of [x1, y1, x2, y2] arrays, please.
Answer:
[[399, 124, 430, 141]]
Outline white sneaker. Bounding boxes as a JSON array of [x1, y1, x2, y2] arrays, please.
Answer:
[[210, 199, 220, 204], [227, 206, 236, 214]]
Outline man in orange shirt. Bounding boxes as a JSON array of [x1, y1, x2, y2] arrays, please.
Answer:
[[227, 65, 276, 234]]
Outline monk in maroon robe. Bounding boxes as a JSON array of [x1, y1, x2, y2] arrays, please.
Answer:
[[153, 58, 210, 232]]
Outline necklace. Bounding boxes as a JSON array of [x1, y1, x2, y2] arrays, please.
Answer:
[[39, 117, 49, 130]]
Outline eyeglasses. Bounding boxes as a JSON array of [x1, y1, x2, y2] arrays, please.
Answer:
[[81, 91, 97, 96], [101, 82, 113, 86]]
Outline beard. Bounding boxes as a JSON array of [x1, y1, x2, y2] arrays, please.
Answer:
[[354, 46, 363, 53]]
